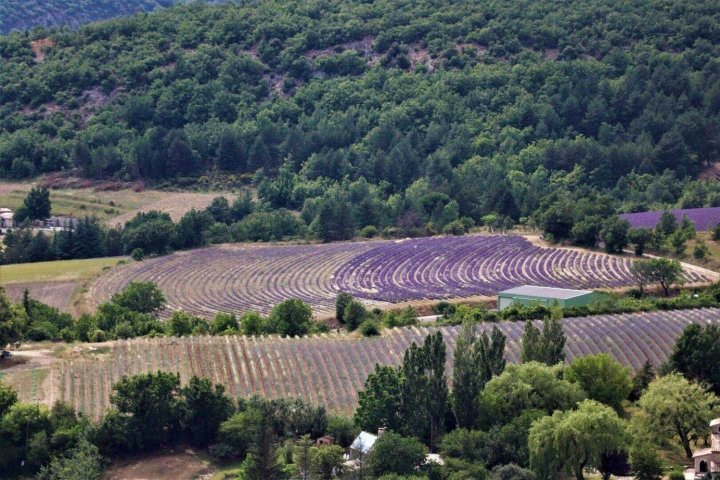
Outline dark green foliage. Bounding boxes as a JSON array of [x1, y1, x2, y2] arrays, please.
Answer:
[[15, 186, 51, 222], [600, 216, 630, 254], [520, 318, 566, 365], [334, 292, 353, 323], [0, 382, 17, 417], [629, 444, 664, 480], [110, 281, 165, 314], [343, 300, 367, 331], [669, 324, 720, 395], [0, 0, 717, 243], [104, 371, 185, 451], [267, 299, 312, 337], [629, 229, 654, 256], [181, 377, 234, 447], [36, 439, 103, 480], [491, 464, 537, 480], [0, 286, 25, 349], [629, 360, 656, 402], [354, 365, 404, 433], [368, 431, 428, 477]]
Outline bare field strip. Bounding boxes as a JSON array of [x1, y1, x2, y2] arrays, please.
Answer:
[[41, 308, 720, 418], [5, 280, 77, 312], [87, 235, 709, 318], [0, 180, 235, 223]]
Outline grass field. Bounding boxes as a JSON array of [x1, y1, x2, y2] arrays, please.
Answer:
[[0, 257, 128, 284], [0, 180, 237, 223]]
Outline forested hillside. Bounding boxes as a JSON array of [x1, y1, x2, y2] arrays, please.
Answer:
[[0, 0, 179, 35], [1, 0, 720, 241]]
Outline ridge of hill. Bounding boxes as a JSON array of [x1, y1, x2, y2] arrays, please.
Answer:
[[0, 0, 181, 35]]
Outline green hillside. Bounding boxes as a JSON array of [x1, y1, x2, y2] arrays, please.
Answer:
[[0, 0, 182, 35], [1, 0, 720, 241]]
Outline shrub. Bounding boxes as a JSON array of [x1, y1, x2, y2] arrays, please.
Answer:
[[668, 470, 685, 480], [131, 248, 145, 261], [89, 330, 107, 343], [359, 225, 378, 238], [359, 319, 381, 336]]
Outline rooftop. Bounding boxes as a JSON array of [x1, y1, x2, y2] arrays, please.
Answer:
[[499, 285, 593, 300], [350, 431, 378, 455]]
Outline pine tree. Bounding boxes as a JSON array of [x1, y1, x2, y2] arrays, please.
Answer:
[[486, 326, 507, 376], [244, 407, 282, 480]]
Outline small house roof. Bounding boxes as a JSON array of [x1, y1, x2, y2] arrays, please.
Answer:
[[693, 447, 718, 458], [499, 285, 593, 300], [350, 431, 378, 454]]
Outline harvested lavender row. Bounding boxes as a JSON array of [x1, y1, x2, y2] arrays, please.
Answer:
[[55, 308, 720, 418]]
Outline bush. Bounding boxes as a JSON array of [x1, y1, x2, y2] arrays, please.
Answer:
[[208, 443, 237, 459], [89, 330, 107, 343], [359, 319, 382, 336], [668, 470, 685, 480], [359, 225, 378, 238], [131, 248, 144, 261], [629, 444, 664, 480], [59, 327, 76, 342]]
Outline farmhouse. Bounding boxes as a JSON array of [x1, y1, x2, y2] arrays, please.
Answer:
[[497, 285, 595, 310], [0, 208, 13, 228], [692, 418, 720, 478]]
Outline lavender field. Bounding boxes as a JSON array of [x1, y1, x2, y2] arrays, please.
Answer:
[[87, 235, 711, 317], [620, 207, 720, 230], [52, 308, 720, 417]]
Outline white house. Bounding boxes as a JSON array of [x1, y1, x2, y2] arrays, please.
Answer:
[[0, 208, 13, 228], [693, 418, 720, 478]]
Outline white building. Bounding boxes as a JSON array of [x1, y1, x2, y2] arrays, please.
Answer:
[[693, 418, 720, 478], [0, 208, 13, 228]]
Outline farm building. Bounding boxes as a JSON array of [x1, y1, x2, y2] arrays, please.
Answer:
[[692, 418, 720, 478], [497, 285, 595, 310], [0, 208, 13, 228]]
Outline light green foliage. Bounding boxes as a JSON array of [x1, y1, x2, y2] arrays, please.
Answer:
[[36, 439, 103, 480], [239, 311, 266, 335], [630, 258, 684, 296], [529, 400, 629, 480], [0, 286, 27, 348], [311, 444, 344, 480], [632, 372, 719, 459], [564, 353, 632, 413], [478, 362, 585, 427]]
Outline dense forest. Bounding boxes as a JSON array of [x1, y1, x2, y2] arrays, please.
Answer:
[[0, 0, 185, 35], [1, 0, 720, 240]]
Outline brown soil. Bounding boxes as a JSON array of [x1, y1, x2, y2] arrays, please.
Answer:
[[30, 38, 55, 63], [699, 162, 720, 181], [103, 450, 214, 480], [4, 280, 78, 312]]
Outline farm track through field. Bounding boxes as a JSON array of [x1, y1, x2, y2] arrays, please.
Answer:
[[86, 235, 709, 318], [48, 308, 720, 418]]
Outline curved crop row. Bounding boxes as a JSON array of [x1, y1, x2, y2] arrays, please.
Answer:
[[87, 235, 709, 318], [54, 308, 720, 418]]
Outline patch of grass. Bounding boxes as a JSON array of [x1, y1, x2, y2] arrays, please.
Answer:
[[0, 257, 128, 284], [209, 459, 245, 480]]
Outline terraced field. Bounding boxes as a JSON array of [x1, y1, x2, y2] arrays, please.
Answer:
[[47, 308, 720, 418], [87, 235, 709, 317]]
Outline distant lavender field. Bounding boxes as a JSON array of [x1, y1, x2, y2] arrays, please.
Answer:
[[89, 235, 715, 318], [619, 207, 720, 230]]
